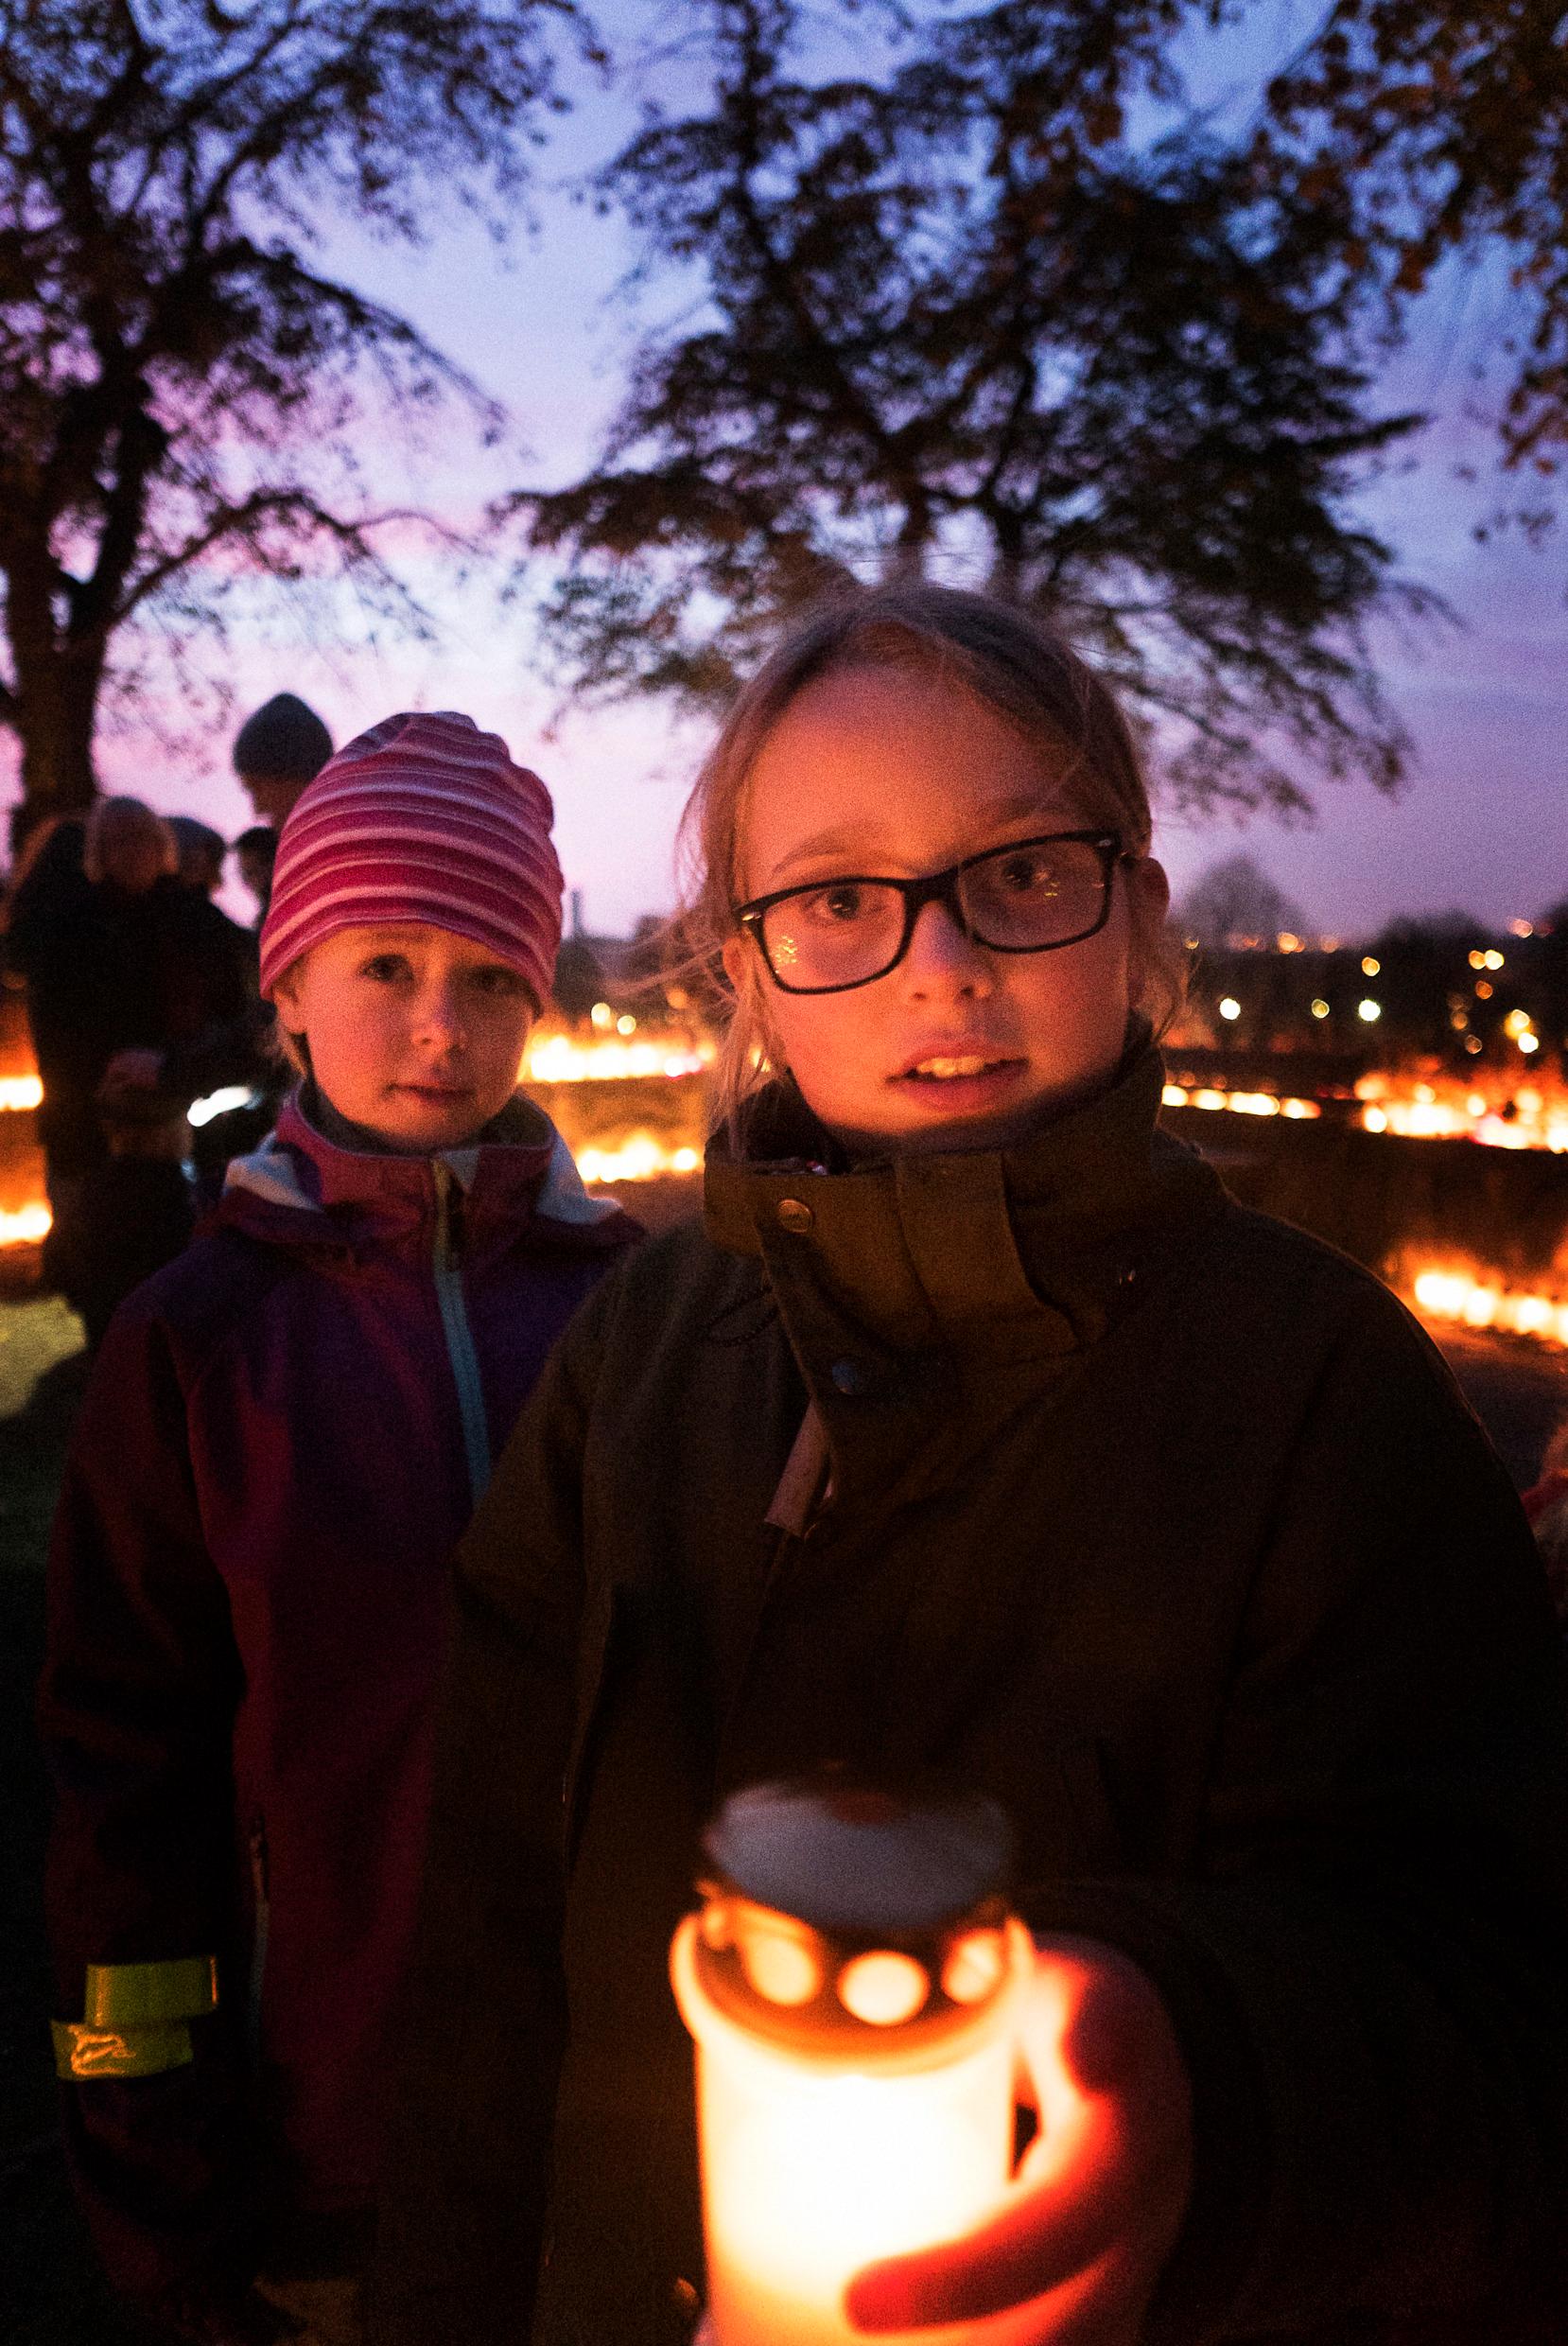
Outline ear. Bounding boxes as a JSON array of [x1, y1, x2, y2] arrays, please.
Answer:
[[721, 933, 751, 998], [269, 957, 306, 1024]]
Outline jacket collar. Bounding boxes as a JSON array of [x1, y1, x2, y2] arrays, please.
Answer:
[[217, 1085, 628, 1256], [704, 1042, 1224, 1364]]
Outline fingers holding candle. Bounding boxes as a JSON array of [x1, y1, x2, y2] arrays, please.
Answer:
[[845, 1935, 1193, 2340]]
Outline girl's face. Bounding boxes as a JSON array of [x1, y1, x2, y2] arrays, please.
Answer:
[[723, 665, 1169, 1155], [271, 923, 536, 1150]]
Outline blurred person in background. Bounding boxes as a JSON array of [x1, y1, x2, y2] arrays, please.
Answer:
[[233, 693, 333, 831], [168, 816, 231, 900], [112, 697, 336, 1194], [7, 798, 191, 1280], [38, 797, 252, 1331], [235, 826, 279, 927]]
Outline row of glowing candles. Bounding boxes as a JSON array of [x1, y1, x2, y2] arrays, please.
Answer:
[[1159, 1076, 1568, 1152], [0, 1057, 1559, 1142], [3, 1037, 1567, 1354]]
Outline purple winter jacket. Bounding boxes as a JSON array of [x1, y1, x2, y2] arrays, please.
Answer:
[[39, 1090, 638, 2302]]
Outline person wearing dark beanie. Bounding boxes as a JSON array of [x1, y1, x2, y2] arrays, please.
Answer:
[[233, 692, 334, 826]]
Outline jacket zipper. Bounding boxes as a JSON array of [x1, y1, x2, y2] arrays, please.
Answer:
[[432, 1159, 492, 1508]]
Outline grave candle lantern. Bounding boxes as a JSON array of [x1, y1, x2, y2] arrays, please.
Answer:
[[671, 1778, 1032, 2346]]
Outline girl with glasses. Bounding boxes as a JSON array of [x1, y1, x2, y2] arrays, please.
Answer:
[[372, 586, 1568, 2346]]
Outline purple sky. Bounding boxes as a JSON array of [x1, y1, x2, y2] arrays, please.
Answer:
[[8, 8, 1565, 943]]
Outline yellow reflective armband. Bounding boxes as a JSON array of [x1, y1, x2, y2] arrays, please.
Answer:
[[51, 1957, 219, 2081], [52, 2018, 194, 2080], [84, 1956, 218, 2029]]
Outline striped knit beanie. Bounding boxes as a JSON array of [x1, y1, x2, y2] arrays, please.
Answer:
[[258, 711, 563, 1009]]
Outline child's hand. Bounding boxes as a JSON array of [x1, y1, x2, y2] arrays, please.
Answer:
[[845, 1936, 1193, 2343]]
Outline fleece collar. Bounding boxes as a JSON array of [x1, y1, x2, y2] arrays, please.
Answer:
[[218, 1086, 625, 1255]]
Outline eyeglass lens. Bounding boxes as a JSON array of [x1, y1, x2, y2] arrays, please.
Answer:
[[760, 836, 1111, 991]]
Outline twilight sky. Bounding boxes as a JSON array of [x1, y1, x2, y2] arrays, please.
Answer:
[[9, 6, 1565, 943]]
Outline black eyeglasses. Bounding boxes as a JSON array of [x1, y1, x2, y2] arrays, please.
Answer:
[[735, 831, 1129, 996]]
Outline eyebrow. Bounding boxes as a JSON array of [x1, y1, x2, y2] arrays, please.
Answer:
[[353, 927, 507, 962], [763, 794, 1077, 884]]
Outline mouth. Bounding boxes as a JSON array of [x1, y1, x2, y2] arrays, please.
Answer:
[[901, 1054, 1015, 1081], [888, 1050, 1029, 1111], [893, 1047, 1026, 1085]]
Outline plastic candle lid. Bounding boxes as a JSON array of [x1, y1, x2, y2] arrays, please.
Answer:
[[704, 1779, 1014, 1935], [692, 1778, 1019, 2057]]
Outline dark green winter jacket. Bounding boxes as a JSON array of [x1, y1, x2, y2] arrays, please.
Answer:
[[370, 1047, 1568, 2346]]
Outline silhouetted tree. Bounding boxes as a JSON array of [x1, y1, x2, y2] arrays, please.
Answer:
[[516, 0, 1431, 815], [1179, 853, 1305, 946], [0, 0, 589, 825]]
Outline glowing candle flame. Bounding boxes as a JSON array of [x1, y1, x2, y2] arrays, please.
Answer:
[[0, 1201, 52, 1248], [1409, 1267, 1568, 1351]]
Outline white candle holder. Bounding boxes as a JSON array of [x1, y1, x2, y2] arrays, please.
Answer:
[[671, 1781, 1032, 2346]]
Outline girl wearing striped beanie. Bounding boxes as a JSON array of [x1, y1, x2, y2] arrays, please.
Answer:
[[260, 709, 565, 1147], [41, 713, 638, 2346]]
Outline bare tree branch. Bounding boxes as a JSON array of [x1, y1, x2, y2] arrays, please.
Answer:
[[0, 0, 590, 815]]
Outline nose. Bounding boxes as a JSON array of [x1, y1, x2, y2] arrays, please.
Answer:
[[897, 899, 993, 1000], [412, 979, 469, 1054]]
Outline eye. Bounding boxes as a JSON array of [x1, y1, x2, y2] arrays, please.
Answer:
[[992, 848, 1062, 898], [360, 953, 412, 982], [470, 963, 527, 997], [800, 882, 870, 926]]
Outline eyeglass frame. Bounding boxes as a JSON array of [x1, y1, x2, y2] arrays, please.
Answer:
[[733, 830, 1133, 996]]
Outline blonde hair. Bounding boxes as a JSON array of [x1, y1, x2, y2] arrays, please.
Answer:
[[672, 582, 1184, 1126], [83, 797, 177, 888]]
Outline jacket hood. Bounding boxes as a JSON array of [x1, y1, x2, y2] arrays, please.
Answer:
[[216, 1087, 629, 1258], [704, 1042, 1224, 1360]]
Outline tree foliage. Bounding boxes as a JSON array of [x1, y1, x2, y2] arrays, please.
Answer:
[[0, 0, 587, 819], [1255, 0, 1568, 477], [517, 0, 1434, 815]]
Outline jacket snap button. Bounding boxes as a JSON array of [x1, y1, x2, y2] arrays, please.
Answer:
[[830, 1358, 868, 1396], [776, 1197, 814, 1234]]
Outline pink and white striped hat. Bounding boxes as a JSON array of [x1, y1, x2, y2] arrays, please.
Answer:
[[259, 711, 563, 1009]]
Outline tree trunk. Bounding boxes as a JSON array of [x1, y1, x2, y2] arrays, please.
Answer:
[[14, 650, 102, 822]]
